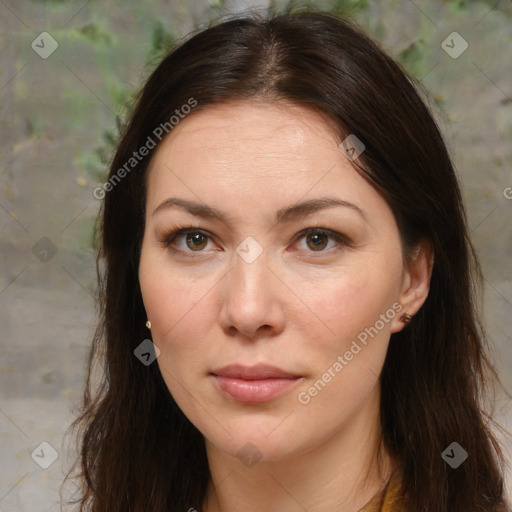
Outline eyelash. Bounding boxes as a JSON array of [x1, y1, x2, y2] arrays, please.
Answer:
[[160, 224, 351, 257]]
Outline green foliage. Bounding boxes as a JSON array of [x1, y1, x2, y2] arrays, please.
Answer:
[[271, 0, 368, 16], [68, 22, 115, 46], [80, 114, 125, 184], [443, 0, 512, 15], [397, 39, 428, 79], [445, 0, 473, 8], [95, 126, 119, 171], [147, 19, 176, 63], [75, 216, 98, 253], [29, 0, 69, 4], [25, 115, 49, 139], [82, 19, 175, 185], [79, 23, 114, 45], [106, 83, 136, 121], [75, 150, 107, 184], [443, 0, 504, 8], [205, 0, 227, 8], [330, 0, 369, 15]]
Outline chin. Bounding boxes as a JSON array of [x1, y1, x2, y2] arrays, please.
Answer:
[[202, 415, 308, 465]]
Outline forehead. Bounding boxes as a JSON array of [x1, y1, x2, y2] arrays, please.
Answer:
[[147, 100, 351, 184], [165, 99, 340, 143], [144, 100, 391, 229], [156, 101, 337, 164]]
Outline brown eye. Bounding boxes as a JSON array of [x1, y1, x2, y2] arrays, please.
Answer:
[[162, 228, 214, 254], [305, 232, 329, 251], [294, 227, 350, 255], [185, 232, 208, 251]]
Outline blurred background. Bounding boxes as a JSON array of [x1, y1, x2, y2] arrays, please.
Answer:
[[0, 0, 511, 510]]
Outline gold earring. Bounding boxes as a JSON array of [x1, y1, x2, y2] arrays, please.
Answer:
[[400, 313, 412, 324], [145, 320, 151, 329]]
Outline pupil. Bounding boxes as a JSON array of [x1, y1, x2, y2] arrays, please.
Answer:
[[188, 233, 206, 250], [308, 233, 327, 250]]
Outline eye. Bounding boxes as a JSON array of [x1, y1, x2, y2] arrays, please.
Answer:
[[161, 225, 350, 256], [294, 227, 349, 254], [161, 227, 215, 253]]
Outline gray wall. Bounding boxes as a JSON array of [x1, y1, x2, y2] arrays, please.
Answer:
[[0, 0, 511, 509]]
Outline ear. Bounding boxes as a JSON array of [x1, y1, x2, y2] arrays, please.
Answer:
[[391, 239, 434, 333]]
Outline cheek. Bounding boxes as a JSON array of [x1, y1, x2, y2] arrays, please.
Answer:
[[292, 271, 396, 420], [139, 244, 217, 337], [138, 258, 218, 399], [139, 258, 216, 404], [293, 262, 401, 351], [288, 256, 403, 413]]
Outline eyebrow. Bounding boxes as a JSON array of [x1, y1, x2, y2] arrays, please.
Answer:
[[152, 196, 368, 224]]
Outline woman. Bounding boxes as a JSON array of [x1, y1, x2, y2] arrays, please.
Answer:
[[68, 9, 510, 512]]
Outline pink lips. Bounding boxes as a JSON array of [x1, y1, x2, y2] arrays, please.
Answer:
[[211, 364, 302, 403]]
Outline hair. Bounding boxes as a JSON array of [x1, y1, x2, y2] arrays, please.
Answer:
[[66, 8, 510, 512]]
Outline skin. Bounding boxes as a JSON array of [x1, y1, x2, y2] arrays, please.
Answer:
[[138, 100, 433, 512]]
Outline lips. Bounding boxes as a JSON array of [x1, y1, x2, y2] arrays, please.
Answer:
[[211, 364, 302, 403], [212, 364, 299, 380]]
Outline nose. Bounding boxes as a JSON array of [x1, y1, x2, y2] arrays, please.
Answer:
[[218, 249, 286, 341]]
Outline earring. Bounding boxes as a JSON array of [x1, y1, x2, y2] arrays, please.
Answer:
[[400, 313, 412, 324], [145, 320, 152, 329]]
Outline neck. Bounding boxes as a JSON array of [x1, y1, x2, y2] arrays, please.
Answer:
[[202, 392, 398, 512]]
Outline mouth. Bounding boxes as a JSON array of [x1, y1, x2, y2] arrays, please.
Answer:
[[210, 364, 303, 404]]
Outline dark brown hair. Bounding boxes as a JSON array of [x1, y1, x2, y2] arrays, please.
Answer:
[[66, 8, 510, 512]]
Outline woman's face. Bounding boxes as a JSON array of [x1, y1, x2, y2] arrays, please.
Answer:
[[139, 101, 425, 464]]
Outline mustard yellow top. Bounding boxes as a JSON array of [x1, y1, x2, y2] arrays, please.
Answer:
[[358, 466, 403, 512]]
